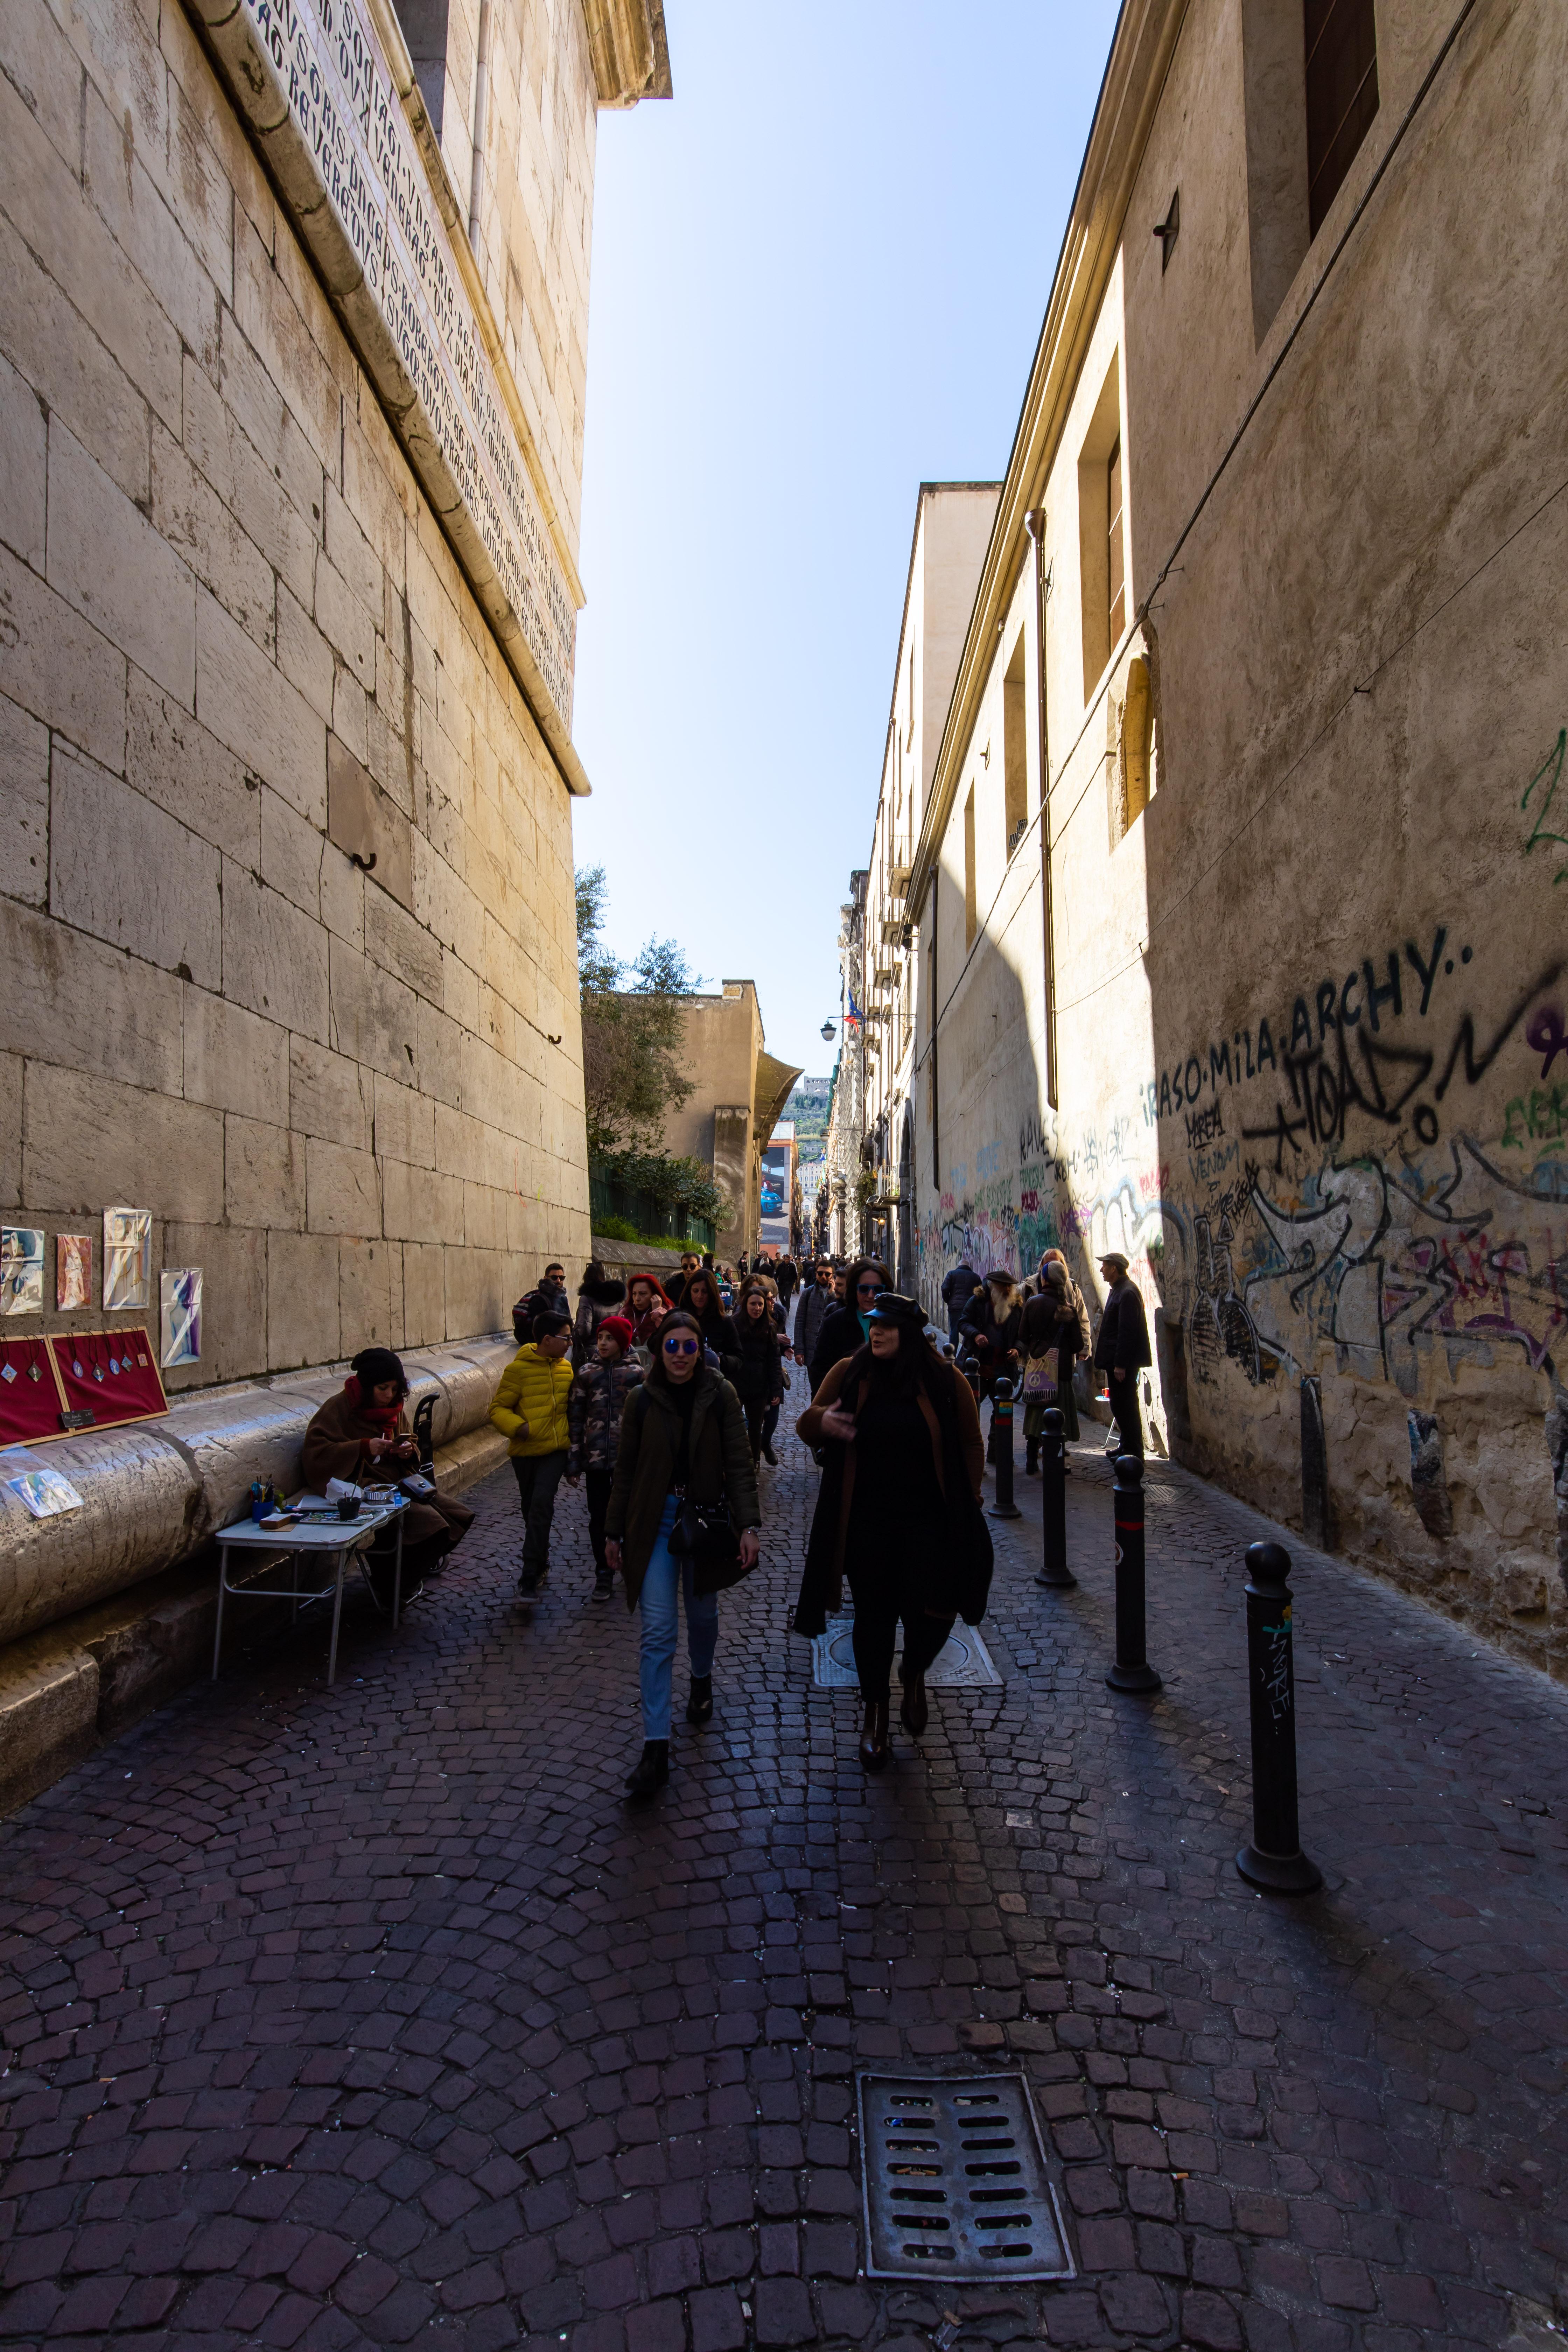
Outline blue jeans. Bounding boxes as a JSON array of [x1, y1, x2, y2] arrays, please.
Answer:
[[639, 1496, 719, 1739]]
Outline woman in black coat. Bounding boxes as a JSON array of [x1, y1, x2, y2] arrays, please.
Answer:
[[732, 1276, 785, 1463], [958, 1270, 1024, 1397], [796, 1293, 988, 1772], [806, 1256, 891, 1395], [680, 1266, 741, 1384]]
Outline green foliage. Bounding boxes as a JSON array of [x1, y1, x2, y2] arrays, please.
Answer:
[[595, 1149, 730, 1229], [575, 867, 701, 1158]]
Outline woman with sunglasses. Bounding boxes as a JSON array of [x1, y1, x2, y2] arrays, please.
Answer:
[[806, 1256, 892, 1395], [604, 1310, 761, 1802]]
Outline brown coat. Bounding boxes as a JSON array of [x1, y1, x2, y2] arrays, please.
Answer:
[[301, 1387, 474, 1558], [795, 1352, 985, 1591]]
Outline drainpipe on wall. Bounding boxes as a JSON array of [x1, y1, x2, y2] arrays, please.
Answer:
[[467, 0, 493, 255], [1026, 508, 1057, 1111]]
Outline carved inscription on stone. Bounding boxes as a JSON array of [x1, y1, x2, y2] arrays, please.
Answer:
[[197, 0, 576, 734]]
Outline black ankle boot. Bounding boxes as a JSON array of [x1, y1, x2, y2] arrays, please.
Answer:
[[685, 1676, 713, 1725], [859, 1699, 890, 1772], [1025, 1442, 1039, 1475], [625, 1740, 669, 1802], [899, 1671, 928, 1737]]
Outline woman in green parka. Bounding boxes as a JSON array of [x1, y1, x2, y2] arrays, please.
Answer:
[[604, 1310, 762, 1802]]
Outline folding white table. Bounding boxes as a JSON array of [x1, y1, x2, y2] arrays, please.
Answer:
[[211, 1496, 409, 1685]]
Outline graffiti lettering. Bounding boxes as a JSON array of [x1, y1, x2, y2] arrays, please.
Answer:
[[1185, 1100, 1225, 1150], [1521, 728, 1568, 883]]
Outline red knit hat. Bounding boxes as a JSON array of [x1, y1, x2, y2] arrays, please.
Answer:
[[598, 1315, 635, 1354]]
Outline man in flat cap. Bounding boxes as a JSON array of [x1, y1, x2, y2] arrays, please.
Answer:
[[1093, 1252, 1150, 1458]]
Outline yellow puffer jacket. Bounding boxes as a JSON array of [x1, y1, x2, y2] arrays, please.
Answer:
[[489, 1344, 574, 1457]]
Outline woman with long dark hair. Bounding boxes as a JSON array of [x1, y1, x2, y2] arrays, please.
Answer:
[[794, 1294, 988, 1770], [605, 1310, 761, 1801], [679, 1266, 741, 1382], [732, 1275, 785, 1464], [806, 1255, 891, 1394]]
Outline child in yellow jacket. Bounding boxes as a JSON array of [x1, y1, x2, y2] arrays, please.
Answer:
[[489, 1309, 577, 1594]]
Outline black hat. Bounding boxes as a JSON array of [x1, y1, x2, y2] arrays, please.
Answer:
[[866, 1292, 927, 1333], [351, 1346, 407, 1395]]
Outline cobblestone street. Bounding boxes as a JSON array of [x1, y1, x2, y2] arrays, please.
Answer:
[[2, 1419, 1566, 2352]]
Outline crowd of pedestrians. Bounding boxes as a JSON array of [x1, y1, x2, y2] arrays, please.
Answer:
[[310, 1238, 1151, 1807]]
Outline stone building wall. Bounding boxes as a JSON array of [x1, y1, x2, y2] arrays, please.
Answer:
[[908, 0, 1568, 1673], [0, 0, 639, 1394]]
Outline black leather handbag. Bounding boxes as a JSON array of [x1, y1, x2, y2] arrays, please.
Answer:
[[668, 1494, 749, 1593]]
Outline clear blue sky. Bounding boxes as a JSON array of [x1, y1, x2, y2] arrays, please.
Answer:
[[570, 0, 1121, 1079]]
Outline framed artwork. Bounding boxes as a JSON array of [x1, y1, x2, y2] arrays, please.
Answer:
[[49, 1328, 168, 1433], [1, 1228, 45, 1317], [56, 1233, 92, 1312], [103, 1208, 152, 1311], [160, 1268, 202, 1368], [0, 1336, 67, 1444]]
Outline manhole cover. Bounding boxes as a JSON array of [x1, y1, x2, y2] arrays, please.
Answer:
[[857, 2072, 1074, 2281], [812, 1618, 1001, 1689]]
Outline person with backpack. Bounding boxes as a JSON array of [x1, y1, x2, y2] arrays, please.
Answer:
[[568, 1314, 643, 1600], [604, 1311, 761, 1802], [512, 1261, 566, 1345], [489, 1308, 577, 1595]]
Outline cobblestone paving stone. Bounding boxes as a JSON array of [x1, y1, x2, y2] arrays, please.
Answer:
[[1, 1415, 1566, 2352]]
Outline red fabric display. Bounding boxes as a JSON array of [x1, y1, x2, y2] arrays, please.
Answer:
[[49, 1328, 168, 1433], [0, 1336, 68, 1444]]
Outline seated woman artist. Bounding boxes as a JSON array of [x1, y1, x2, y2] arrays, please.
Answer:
[[302, 1346, 475, 1598], [794, 1293, 988, 1772]]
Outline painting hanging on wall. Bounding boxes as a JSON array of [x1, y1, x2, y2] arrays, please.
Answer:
[[103, 1208, 152, 1311], [0, 1229, 44, 1317], [56, 1234, 91, 1312], [160, 1268, 202, 1368]]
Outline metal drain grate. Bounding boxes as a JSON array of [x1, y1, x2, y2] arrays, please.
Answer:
[[857, 2072, 1074, 2282]]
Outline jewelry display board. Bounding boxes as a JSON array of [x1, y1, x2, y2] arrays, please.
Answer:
[[48, 1328, 169, 1434], [0, 1335, 68, 1446]]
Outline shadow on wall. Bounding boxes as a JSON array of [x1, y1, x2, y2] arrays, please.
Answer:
[[915, 952, 1180, 1449]]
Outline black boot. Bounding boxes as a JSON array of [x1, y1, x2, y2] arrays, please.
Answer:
[[1025, 1441, 1039, 1475], [899, 1671, 928, 1738], [859, 1699, 890, 1772], [625, 1741, 669, 1802], [686, 1675, 713, 1725]]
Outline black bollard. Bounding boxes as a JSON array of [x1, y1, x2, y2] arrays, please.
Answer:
[[1105, 1455, 1161, 1694], [1236, 1542, 1322, 1894], [1035, 1406, 1077, 1587], [988, 1376, 1021, 1520]]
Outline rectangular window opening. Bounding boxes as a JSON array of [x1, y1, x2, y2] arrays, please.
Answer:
[[1002, 632, 1028, 863], [1106, 439, 1126, 649], [1305, 0, 1379, 236], [1077, 355, 1123, 702]]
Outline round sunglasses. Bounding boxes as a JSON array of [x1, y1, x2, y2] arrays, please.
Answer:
[[662, 1336, 700, 1356]]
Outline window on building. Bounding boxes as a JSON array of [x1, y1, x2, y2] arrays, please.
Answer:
[[1003, 630, 1028, 861], [1306, 0, 1378, 236], [964, 787, 977, 951], [1077, 355, 1123, 701], [1244, 0, 1378, 346], [391, 0, 451, 131], [1107, 440, 1126, 646]]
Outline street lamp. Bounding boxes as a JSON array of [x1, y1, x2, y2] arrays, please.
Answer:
[[820, 1021, 835, 1042]]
